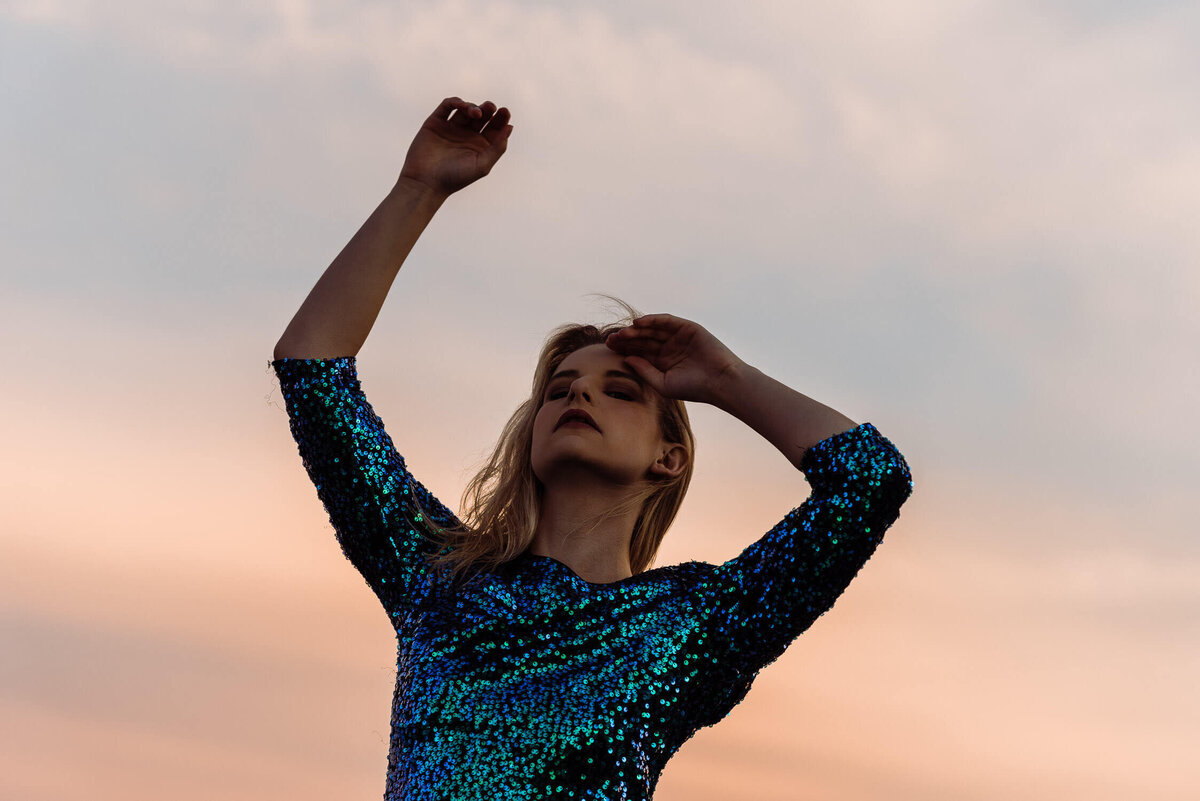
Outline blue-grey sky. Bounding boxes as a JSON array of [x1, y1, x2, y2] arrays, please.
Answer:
[[2, 2, 1198, 799]]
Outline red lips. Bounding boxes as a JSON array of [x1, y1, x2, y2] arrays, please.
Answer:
[[555, 408, 600, 431]]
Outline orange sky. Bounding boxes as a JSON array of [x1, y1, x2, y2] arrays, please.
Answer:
[[2, 1, 1198, 799]]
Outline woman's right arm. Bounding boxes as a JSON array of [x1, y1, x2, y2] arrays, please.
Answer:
[[271, 355, 464, 618], [273, 96, 513, 360], [273, 179, 447, 360]]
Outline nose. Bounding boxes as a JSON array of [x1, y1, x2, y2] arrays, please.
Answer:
[[567, 378, 593, 402]]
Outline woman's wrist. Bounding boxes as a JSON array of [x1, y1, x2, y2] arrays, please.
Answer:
[[393, 174, 451, 207]]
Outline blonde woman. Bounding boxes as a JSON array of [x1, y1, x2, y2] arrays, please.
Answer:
[[270, 96, 913, 800]]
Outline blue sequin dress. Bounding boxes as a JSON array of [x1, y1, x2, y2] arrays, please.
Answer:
[[270, 356, 913, 801]]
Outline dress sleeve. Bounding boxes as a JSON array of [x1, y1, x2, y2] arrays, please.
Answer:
[[270, 356, 463, 619], [688, 422, 913, 722]]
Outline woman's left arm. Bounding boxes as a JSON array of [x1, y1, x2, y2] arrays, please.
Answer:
[[607, 313, 913, 715], [707, 360, 859, 471]]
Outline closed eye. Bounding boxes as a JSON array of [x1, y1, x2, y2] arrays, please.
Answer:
[[548, 390, 634, 401]]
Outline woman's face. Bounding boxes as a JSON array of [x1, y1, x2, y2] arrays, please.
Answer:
[[531, 343, 669, 489]]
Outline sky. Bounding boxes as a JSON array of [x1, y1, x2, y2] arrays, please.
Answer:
[[2, 0, 1198, 798]]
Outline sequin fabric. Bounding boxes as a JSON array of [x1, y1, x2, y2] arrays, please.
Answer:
[[270, 356, 913, 801]]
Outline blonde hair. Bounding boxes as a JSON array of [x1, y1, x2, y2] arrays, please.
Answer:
[[414, 294, 696, 586]]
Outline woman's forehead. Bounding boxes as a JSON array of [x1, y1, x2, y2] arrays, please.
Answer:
[[557, 343, 628, 371]]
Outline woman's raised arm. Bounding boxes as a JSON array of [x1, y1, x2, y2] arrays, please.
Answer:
[[274, 97, 513, 360]]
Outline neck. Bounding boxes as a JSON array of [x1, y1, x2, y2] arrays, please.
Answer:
[[529, 480, 643, 584]]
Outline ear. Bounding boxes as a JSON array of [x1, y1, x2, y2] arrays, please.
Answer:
[[649, 442, 689, 480]]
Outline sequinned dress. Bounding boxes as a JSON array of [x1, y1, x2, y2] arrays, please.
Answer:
[[270, 356, 913, 801]]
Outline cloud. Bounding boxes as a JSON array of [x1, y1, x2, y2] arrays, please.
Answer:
[[4, 4, 1200, 799]]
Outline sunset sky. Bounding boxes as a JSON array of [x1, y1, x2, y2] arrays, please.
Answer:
[[2, 1, 1198, 799]]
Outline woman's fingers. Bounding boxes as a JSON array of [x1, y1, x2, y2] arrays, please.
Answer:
[[482, 105, 510, 135], [432, 97, 455, 120], [615, 322, 671, 342], [608, 334, 668, 362], [633, 313, 677, 328], [480, 107, 511, 150], [432, 97, 511, 143], [613, 333, 668, 350], [451, 100, 496, 130], [471, 101, 496, 127], [434, 96, 468, 121], [450, 102, 478, 127]]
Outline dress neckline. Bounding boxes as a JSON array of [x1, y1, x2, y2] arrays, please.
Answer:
[[518, 551, 653, 588]]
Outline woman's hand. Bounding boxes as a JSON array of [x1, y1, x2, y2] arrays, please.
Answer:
[[398, 97, 513, 197], [605, 314, 746, 406]]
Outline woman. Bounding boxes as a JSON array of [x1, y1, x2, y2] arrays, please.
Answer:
[[270, 97, 913, 800]]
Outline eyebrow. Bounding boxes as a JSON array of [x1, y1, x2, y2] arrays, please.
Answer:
[[548, 368, 644, 387]]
